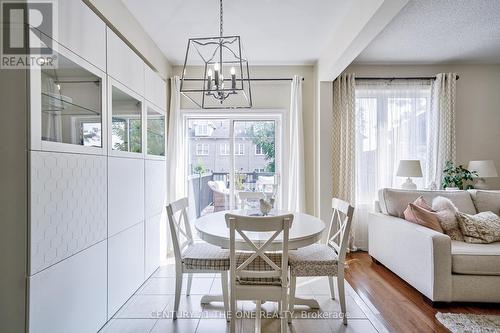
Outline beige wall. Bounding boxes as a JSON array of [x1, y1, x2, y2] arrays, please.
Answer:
[[342, 64, 500, 190], [173, 65, 316, 214]]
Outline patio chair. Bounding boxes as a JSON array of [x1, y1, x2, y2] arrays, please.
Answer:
[[208, 180, 230, 212]]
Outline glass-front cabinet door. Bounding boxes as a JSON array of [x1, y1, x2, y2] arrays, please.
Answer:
[[146, 103, 166, 158], [30, 41, 107, 154], [108, 78, 145, 157]]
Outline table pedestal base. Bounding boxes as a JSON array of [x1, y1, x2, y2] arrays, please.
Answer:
[[291, 296, 320, 309]]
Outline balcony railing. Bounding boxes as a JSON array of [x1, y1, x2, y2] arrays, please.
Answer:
[[188, 172, 276, 217]]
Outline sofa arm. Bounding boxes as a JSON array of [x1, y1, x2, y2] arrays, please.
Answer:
[[368, 212, 452, 302]]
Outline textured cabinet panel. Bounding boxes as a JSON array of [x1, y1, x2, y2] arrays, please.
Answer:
[[107, 28, 144, 96], [145, 214, 162, 278], [145, 65, 167, 109], [30, 151, 107, 274], [145, 159, 166, 218], [28, 241, 107, 333], [108, 223, 145, 317], [108, 157, 145, 236]]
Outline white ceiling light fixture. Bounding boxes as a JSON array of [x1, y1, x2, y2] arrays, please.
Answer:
[[180, 0, 252, 109]]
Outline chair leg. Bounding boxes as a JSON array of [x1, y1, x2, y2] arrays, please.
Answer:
[[337, 274, 347, 325], [281, 287, 287, 333], [229, 283, 237, 333], [186, 273, 193, 296], [221, 271, 230, 322], [173, 267, 183, 320], [328, 276, 335, 300], [288, 275, 296, 324], [255, 300, 262, 333]]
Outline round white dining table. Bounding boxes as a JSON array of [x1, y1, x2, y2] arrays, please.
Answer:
[[194, 209, 325, 251], [193, 209, 326, 309]]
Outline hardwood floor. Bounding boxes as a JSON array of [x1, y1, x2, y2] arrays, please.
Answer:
[[345, 251, 500, 333]]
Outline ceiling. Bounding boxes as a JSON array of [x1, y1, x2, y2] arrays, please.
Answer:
[[121, 0, 351, 65], [355, 0, 500, 64]]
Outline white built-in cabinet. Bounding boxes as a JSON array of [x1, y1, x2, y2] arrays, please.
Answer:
[[25, 1, 167, 332]]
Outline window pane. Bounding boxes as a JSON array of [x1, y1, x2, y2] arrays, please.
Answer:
[[188, 119, 230, 217], [355, 85, 431, 204], [111, 86, 142, 153]]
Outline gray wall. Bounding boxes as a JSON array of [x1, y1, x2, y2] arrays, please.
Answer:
[[0, 66, 28, 332]]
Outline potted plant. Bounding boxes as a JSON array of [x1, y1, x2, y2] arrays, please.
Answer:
[[441, 161, 478, 190]]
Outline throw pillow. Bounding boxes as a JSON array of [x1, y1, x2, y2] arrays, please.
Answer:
[[456, 211, 500, 244], [413, 195, 434, 211], [403, 203, 443, 233], [432, 196, 464, 241]]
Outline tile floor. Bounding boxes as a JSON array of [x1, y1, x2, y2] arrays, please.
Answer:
[[99, 263, 387, 333]]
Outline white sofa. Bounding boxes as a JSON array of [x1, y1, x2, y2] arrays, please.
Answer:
[[369, 188, 500, 304]]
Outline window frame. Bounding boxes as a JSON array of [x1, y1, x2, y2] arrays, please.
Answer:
[[182, 109, 284, 210]]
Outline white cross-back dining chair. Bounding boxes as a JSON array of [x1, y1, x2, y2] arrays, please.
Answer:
[[288, 198, 354, 325], [225, 213, 293, 333], [167, 197, 230, 320]]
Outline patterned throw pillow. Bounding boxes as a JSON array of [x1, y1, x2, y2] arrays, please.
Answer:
[[432, 196, 464, 241], [456, 211, 500, 244]]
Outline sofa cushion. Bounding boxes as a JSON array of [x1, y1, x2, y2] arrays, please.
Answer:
[[451, 240, 500, 275], [378, 188, 477, 218], [468, 190, 500, 214]]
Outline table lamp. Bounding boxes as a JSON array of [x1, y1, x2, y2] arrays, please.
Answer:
[[396, 160, 423, 189], [468, 160, 498, 190]]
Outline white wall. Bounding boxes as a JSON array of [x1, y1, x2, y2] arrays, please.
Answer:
[[173, 65, 317, 214]]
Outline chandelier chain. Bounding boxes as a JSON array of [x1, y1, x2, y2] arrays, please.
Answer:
[[219, 0, 223, 37]]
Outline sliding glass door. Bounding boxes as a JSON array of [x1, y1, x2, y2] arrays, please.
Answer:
[[185, 114, 281, 217]]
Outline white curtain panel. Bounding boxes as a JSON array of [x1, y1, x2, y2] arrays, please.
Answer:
[[427, 73, 457, 188], [354, 79, 432, 250], [332, 74, 356, 248], [286, 75, 305, 213], [167, 76, 187, 202]]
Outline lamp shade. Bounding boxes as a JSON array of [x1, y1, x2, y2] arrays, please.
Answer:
[[396, 160, 423, 177], [468, 160, 498, 178]]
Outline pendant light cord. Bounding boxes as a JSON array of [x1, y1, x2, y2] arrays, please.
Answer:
[[219, 0, 223, 37]]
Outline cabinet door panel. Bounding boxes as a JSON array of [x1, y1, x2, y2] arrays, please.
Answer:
[[145, 65, 167, 109], [107, 28, 145, 96], [108, 223, 145, 317], [145, 214, 162, 278], [28, 241, 107, 333], [31, 0, 106, 71], [145, 159, 166, 218], [108, 156, 145, 236]]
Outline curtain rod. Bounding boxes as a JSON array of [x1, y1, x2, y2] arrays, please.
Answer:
[[355, 75, 459, 80], [182, 78, 305, 82]]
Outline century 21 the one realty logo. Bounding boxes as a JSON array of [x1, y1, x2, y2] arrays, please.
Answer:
[[1, 0, 57, 68]]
